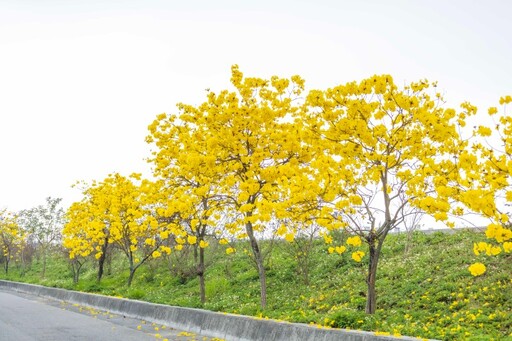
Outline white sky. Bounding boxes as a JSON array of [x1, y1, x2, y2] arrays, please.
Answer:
[[0, 0, 511, 213]]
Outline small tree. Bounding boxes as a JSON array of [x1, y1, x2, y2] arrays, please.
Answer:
[[64, 194, 110, 282], [17, 197, 64, 277], [281, 220, 322, 285], [0, 209, 24, 275], [62, 200, 94, 283]]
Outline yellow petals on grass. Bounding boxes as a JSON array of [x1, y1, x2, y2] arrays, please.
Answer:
[[328, 245, 347, 255], [468, 262, 486, 276], [177, 331, 195, 337], [352, 251, 365, 262], [473, 242, 501, 256], [335, 246, 347, 254]]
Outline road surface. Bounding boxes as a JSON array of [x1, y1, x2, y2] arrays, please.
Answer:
[[0, 289, 218, 341]]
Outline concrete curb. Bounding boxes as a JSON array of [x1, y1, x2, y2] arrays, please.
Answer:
[[0, 280, 435, 341]]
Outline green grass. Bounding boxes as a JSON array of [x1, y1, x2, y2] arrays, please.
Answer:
[[1, 230, 511, 340]]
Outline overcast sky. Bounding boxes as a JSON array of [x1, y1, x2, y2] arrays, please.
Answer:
[[0, 0, 511, 213]]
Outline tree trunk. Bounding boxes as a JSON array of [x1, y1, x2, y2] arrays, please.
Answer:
[[97, 238, 109, 282], [198, 246, 206, 304], [127, 269, 136, 287], [70, 262, 77, 284], [72, 259, 83, 284], [41, 248, 47, 278], [42, 256, 46, 278], [246, 221, 267, 309], [365, 238, 382, 314], [97, 253, 106, 282], [127, 253, 136, 287]]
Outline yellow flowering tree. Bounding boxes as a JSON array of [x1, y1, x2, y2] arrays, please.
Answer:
[[147, 113, 225, 304], [148, 66, 311, 308], [303, 75, 472, 313], [63, 173, 171, 286], [64, 182, 114, 282], [0, 209, 24, 274], [62, 200, 93, 283], [459, 96, 512, 274]]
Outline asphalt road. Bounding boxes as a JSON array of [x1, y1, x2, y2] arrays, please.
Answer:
[[0, 290, 217, 341]]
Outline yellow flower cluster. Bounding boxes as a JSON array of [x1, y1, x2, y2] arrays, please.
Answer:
[[351, 251, 365, 262], [0, 210, 24, 262], [468, 262, 486, 276], [473, 242, 501, 256], [346, 236, 362, 247], [485, 224, 512, 243], [328, 245, 346, 255]]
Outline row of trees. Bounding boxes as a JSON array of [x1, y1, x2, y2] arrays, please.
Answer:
[[4, 67, 511, 315], [0, 197, 64, 277]]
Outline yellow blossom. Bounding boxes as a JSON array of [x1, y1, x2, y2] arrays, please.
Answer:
[[468, 262, 486, 276], [346, 236, 362, 247], [284, 233, 295, 242], [352, 251, 365, 262], [335, 245, 346, 254]]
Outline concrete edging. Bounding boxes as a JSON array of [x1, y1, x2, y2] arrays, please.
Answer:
[[0, 280, 433, 341]]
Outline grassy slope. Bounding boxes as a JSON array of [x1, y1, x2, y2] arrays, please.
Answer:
[[1, 230, 511, 340]]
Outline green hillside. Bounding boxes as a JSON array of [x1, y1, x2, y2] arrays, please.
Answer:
[[1, 230, 511, 340]]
